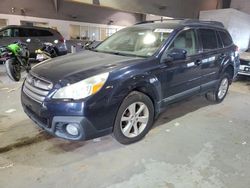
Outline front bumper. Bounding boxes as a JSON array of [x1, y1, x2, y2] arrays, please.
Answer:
[[238, 65, 250, 76], [21, 91, 112, 141]]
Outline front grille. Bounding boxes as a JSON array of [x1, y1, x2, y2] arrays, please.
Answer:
[[23, 74, 53, 104]]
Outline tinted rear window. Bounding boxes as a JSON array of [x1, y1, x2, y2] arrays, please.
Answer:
[[199, 29, 218, 51], [38, 29, 53, 37], [219, 31, 233, 47], [19, 28, 30, 37], [216, 31, 223, 48], [19, 28, 53, 37]]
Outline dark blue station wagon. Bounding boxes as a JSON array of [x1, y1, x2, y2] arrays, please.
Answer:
[[21, 19, 240, 144]]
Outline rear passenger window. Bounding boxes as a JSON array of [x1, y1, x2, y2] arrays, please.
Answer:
[[19, 28, 53, 37], [39, 30, 53, 37], [219, 31, 233, 47], [216, 31, 223, 48], [28, 29, 39, 37], [19, 28, 30, 37], [199, 29, 218, 51]]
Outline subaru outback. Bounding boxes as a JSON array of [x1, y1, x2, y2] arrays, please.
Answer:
[[21, 19, 240, 144]]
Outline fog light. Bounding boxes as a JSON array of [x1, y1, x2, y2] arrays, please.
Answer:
[[65, 123, 79, 136]]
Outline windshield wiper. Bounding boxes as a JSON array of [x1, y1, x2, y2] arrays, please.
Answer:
[[98, 50, 145, 58]]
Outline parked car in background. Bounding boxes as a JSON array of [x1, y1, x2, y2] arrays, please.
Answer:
[[21, 19, 239, 144], [0, 25, 67, 57], [238, 49, 250, 76]]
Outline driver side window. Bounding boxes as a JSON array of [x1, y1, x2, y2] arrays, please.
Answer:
[[167, 29, 198, 56]]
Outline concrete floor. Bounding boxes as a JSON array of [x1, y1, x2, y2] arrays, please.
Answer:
[[0, 65, 250, 188]]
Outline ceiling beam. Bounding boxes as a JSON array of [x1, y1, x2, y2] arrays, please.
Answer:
[[53, 0, 59, 12]]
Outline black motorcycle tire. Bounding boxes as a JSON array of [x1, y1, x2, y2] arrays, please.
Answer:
[[5, 58, 21, 81], [50, 48, 58, 58]]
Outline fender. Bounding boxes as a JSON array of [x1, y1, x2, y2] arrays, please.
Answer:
[[108, 71, 163, 117], [218, 54, 234, 79]]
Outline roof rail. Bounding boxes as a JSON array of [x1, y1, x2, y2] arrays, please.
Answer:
[[182, 19, 224, 28], [134, 18, 185, 25], [135, 19, 224, 28]]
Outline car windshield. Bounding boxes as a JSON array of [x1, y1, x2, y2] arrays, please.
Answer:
[[95, 27, 172, 57]]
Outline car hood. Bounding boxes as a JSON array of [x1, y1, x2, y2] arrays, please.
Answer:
[[31, 50, 143, 84]]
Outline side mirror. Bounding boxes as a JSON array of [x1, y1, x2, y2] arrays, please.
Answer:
[[163, 48, 187, 63]]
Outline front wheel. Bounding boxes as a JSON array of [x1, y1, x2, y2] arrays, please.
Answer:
[[113, 91, 154, 144], [205, 73, 230, 103], [5, 58, 21, 81]]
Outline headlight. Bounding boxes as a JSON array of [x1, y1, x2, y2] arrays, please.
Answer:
[[52, 72, 109, 100]]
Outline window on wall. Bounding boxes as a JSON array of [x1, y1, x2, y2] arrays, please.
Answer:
[[0, 19, 7, 29], [70, 25, 90, 40], [100, 28, 107, 41], [100, 28, 119, 41], [89, 26, 100, 41], [80, 26, 89, 40], [69, 24, 119, 41], [106, 28, 117, 37], [20, 21, 48, 27], [69, 25, 80, 39]]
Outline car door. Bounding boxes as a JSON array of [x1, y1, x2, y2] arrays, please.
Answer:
[[29, 29, 44, 53], [197, 28, 223, 91], [18, 28, 41, 53], [159, 28, 203, 104]]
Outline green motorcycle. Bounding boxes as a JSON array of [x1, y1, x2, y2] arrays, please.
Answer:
[[0, 42, 30, 81]]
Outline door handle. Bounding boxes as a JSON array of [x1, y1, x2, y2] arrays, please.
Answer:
[[195, 59, 202, 66], [219, 54, 226, 59]]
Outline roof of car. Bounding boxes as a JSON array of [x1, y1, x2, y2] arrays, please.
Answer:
[[134, 19, 225, 30], [0, 25, 53, 31]]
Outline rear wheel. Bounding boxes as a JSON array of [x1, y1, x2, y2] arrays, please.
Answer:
[[205, 73, 230, 103], [113, 91, 154, 144], [5, 58, 21, 81], [50, 47, 58, 58]]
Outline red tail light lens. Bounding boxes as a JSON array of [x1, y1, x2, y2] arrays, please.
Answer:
[[235, 45, 239, 52], [234, 45, 239, 57], [59, 37, 65, 43]]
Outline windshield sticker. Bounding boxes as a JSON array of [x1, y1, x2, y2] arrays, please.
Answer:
[[154, 29, 174, 33]]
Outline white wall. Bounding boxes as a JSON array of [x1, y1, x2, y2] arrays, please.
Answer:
[[145, 14, 173, 21], [231, 0, 250, 14], [0, 13, 124, 40], [200, 9, 250, 51]]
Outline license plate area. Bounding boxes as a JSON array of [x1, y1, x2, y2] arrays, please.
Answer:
[[36, 54, 46, 61]]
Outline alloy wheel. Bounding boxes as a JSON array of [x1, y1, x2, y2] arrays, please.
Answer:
[[218, 78, 229, 99], [120, 102, 149, 138]]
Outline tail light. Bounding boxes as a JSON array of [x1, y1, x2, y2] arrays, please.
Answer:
[[59, 37, 65, 43], [235, 45, 239, 52], [235, 45, 239, 57]]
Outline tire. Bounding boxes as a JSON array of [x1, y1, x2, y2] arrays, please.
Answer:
[[5, 58, 21, 81], [50, 48, 58, 58], [205, 73, 230, 103], [113, 91, 154, 144]]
